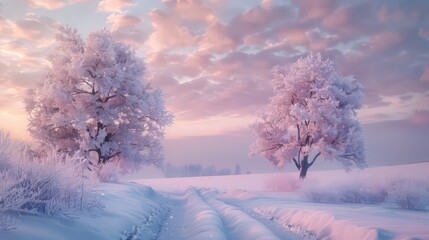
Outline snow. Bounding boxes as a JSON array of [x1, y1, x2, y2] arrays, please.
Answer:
[[0, 183, 169, 240], [141, 162, 429, 240], [1, 162, 428, 240], [156, 189, 227, 240]]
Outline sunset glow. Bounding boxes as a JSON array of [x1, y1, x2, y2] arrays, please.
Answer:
[[0, 0, 428, 170]]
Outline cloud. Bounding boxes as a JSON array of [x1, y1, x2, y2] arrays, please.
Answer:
[[147, 50, 274, 120], [218, 3, 294, 52], [163, 0, 215, 22], [139, 0, 429, 125], [198, 21, 235, 53], [108, 13, 140, 31], [2, 0, 429, 140], [421, 65, 429, 82], [0, 14, 58, 42], [409, 110, 429, 126], [97, 0, 134, 12], [0, 13, 57, 118], [107, 12, 145, 47], [27, 0, 93, 10], [27, 0, 66, 10], [145, 8, 197, 51], [293, 0, 338, 19]]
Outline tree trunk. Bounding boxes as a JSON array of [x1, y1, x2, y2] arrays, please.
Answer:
[[299, 155, 310, 179]]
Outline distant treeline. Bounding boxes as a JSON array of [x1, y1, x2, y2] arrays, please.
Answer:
[[161, 163, 246, 178]]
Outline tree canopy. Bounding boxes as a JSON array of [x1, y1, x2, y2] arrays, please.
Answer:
[[26, 26, 173, 179], [250, 53, 366, 178]]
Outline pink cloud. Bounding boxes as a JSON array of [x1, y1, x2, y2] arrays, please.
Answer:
[[293, 0, 338, 19], [322, 2, 381, 43], [146, 49, 276, 120], [199, 21, 235, 53], [141, 0, 429, 121], [97, 0, 133, 12], [146, 52, 210, 78], [409, 110, 429, 126], [164, 0, 215, 22], [108, 13, 140, 31], [15, 17, 58, 40], [27, 0, 66, 9], [27, 0, 93, 10], [145, 9, 195, 51], [107, 13, 145, 47], [141, 0, 429, 123], [196, 2, 295, 54], [377, 5, 403, 24], [0, 14, 57, 99], [224, 3, 294, 49], [0, 14, 58, 42], [7, 0, 427, 126], [421, 66, 429, 82], [367, 31, 405, 54]]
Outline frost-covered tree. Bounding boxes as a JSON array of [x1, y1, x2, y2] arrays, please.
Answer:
[[250, 53, 365, 179], [26, 26, 173, 178]]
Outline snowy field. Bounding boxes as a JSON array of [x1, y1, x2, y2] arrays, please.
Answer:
[[1, 162, 429, 240]]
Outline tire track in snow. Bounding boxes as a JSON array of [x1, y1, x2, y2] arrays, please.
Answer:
[[121, 204, 170, 240], [217, 199, 306, 240], [197, 188, 302, 240], [157, 189, 228, 240], [218, 197, 316, 240]]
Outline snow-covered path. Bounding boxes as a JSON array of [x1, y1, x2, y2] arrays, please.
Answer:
[[157, 189, 228, 240], [155, 188, 302, 240], [156, 193, 189, 240]]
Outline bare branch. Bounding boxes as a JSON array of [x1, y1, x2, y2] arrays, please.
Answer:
[[309, 152, 321, 167], [292, 157, 300, 170], [260, 144, 283, 153], [296, 124, 301, 142]]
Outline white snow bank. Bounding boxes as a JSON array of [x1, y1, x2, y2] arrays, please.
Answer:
[[0, 182, 169, 240], [243, 200, 429, 240]]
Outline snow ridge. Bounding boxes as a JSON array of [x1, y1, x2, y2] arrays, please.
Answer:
[[198, 188, 301, 240], [157, 188, 227, 240]]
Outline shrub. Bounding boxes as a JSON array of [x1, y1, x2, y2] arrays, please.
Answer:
[[386, 178, 429, 211], [0, 131, 103, 230], [300, 175, 429, 211], [264, 174, 302, 192]]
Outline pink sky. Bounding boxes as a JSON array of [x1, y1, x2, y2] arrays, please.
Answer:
[[0, 0, 428, 172]]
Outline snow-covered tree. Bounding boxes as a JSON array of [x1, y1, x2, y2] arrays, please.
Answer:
[[26, 26, 173, 178], [250, 53, 365, 179]]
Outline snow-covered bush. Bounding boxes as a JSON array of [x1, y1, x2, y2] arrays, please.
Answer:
[[386, 178, 429, 211], [0, 131, 103, 230], [299, 174, 428, 210], [301, 178, 386, 204], [95, 159, 123, 183], [264, 174, 301, 192]]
